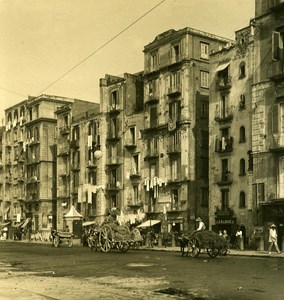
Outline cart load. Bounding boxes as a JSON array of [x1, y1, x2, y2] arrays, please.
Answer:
[[189, 230, 229, 258], [99, 217, 132, 252]]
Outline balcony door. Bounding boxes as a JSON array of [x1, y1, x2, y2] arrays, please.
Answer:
[[279, 156, 284, 198]]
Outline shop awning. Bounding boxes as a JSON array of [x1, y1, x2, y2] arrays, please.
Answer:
[[82, 220, 97, 227], [21, 218, 31, 228], [137, 220, 161, 228], [0, 221, 10, 229], [215, 61, 230, 72], [64, 205, 83, 218]]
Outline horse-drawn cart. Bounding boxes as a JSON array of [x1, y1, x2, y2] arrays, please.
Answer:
[[51, 230, 73, 248], [179, 230, 228, 258], [99, 221, 132, 252]]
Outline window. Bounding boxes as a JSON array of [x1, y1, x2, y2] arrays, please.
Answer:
[[239, 191, 246, 208], [201, 97, 209, 118], [169, 101, 181, 122], [150, 105, 158, 128], [200, 71, 209, 88], [239, 61, 246, 79], [171, 189, 178, 209], [132, 154, 139, 174], [170, 71, 181, 89], [170, 157, 180, 180], [88, 170, 97, 185], [200, 42, 209, 59], [111, 195, 118, 208], [272, 31, 284, 60], [172, 43, 181, 62], [151, 52, 159, 68], [221, 189, 229, 210], [248, 150, 253, 171], [133, 185, 139, 202], [201, 188, 209, 207], [72, 126, 80, 141], [110, 90, 119, 107], [239, 94, 246, 110], [200, 157, 209, 178], [130, 127, 136, 144], [252, 183, 265, 204], [221, 159, 229, 181], [239, 158, 246, 176], [239, 126, 246, 143], [149, 162, 157, 178]]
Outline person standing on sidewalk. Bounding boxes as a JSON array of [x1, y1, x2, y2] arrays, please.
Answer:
[[235, 227, 243, 250], [196, 217, 206, 231], [268, 224, 281, 254]]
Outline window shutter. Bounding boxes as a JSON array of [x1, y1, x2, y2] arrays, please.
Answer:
[[272, 31, 280, 60]]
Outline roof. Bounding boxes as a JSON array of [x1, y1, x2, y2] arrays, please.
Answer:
[[64, 205, 83, 218]]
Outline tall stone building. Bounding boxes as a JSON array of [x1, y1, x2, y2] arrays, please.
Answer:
[[209, 26, 254, 241], [0, 95, 97, 239], [141, 28, 231, 232], [99, 73, 145, 225], [250, 0, 284, 248]]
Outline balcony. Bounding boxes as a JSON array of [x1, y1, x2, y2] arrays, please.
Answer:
[[215, 137, 234, 153], [106, 157, 122, 166], [26, 157, 40, 165], [167, 143, 181, 155], [216, 173, 233, 186], [214, 106, 234, 123], [17, 175, 25, 182], [60, 126, 70, 135], [124, 139, 137, 150], [106, 182, 122, 191], [216, 76, 232, 90], [86, 160, 96, 169], [215, 207, 234, 217], [5, 176, 13, 184], [268, 60, 284, 81], [57, 147, 69, 157], [106, 133, 121, 142], [27, 176, 39, 184], [129, 170, 141, 180], [145, 92, 159, 105], [71, 163, 80, 171], [144, 148, 159, 160], [167, 84, 182, 97], [107, 104, 121, 114], [70, 140, 80, 149]]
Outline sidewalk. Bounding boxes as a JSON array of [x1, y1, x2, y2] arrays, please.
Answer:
[[5, 239, 284, 258]]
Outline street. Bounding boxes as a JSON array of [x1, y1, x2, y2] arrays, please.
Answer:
[[0, 242, 284, 299]]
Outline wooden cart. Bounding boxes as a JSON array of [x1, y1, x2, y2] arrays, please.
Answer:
[[51, 230, 73, 248]]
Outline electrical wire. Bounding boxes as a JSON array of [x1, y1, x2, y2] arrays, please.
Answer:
[[35, 0, 167, 96], [0, 86, 26, 97]]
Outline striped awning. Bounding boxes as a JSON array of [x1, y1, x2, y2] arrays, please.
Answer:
[[21, 218, 31, 228]]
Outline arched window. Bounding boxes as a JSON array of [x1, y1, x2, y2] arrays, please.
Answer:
[[239, 126, 246, 143], [239, 191, 246, 208], [239, 94, 246, 109], [239, 61, 246, 79], [239, 158, 246, 176]]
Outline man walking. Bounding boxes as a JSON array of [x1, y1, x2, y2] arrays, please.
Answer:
[[268, 224, 281, 254]]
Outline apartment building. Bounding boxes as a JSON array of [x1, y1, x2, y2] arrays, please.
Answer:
[[250, 0, 284, 248], [209, 26, 254, 241], [142, 28, 231, 233], [99, 73, 145, 226], [0, 95, 97, 239], [55, 100, 100, 235]]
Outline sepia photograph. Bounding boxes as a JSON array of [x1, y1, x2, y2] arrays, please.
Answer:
[[0, 0, 284, 299]]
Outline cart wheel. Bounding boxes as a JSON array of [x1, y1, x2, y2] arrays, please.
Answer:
[[134, 241, 140, 250], [189, 237, 200, 257], [68, 238, 73, 247], [207, 247, 219, 258], [99, 224, 114, 252], [54, 236, 60, 248], [220, 247, 228, 256], [117, 241, 129, 252]]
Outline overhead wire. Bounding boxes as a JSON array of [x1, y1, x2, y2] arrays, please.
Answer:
[[0, 86, 26, 97], [35, 0, 167, 96]]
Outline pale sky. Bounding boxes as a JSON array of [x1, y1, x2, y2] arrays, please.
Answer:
[[0, 0, 255, 122]]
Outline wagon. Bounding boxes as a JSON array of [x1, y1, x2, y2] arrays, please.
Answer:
[[51, 230, 73, 248], [180, 230, 228, 258], [99, 220, 132, 253]]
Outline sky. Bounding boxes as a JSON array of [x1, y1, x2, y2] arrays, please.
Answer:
[[0, 0, 255, 122]]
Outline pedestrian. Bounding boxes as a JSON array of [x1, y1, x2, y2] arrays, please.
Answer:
[[235, 227, 243, 250], [268, 224, 281, 254], [219, 230, 223, 236], [162, 228, 169, 247], [195, 217, 206, 231]]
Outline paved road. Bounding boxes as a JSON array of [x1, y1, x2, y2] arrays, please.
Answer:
[[0, 241, 284, 300]]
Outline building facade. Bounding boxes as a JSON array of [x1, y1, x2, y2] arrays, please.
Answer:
[[141, 28, 231, 233]]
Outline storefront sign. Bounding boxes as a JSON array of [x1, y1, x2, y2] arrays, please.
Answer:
[[215, 218, 236, 225]]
